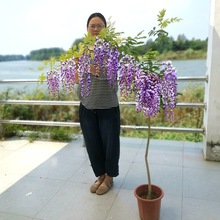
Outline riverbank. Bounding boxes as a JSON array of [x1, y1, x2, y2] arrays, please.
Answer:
[[156, 49, 207, 60]]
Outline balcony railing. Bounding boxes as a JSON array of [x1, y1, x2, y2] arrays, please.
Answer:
[[0, 76, 207, 134]]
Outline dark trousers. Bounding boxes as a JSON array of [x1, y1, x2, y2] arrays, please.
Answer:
[[79, 103, 120, 177]]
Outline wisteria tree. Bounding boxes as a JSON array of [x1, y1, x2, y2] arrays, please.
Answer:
[[39, 9, 181, 199]]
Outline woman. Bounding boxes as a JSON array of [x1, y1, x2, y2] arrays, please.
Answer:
[[78, 12, 120, 195]]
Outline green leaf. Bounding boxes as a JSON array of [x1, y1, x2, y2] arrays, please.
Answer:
[[38, 73, 46, 84]]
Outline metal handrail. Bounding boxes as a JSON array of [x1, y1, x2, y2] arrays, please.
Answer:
[[0, 100, 206, 108], [0, 100, 81, 106], [0, 119, 205, 134], [0, 76, 208, 83], [0, 79, 40, 83], [177, 76, 208, 82]]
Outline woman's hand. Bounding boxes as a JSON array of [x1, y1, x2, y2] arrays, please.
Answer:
[[90, 64, 99, 77], [74, 58, 79, 84]]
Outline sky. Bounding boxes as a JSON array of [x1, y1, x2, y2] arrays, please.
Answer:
[[0, 0, 211, 56]]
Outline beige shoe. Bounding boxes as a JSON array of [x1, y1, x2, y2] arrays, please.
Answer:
[[96, 178, 113, 195], [90, 176, 105, 193]]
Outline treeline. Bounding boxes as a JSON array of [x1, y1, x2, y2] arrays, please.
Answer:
[[26, 47, 65, 60], [135, 34, 208, 55], [0, 54, 26, 62], [0, 34, 208, 62], [0, 48, 65, 62]]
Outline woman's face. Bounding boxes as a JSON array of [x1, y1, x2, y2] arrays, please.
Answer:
[[87, 17, 105, 36]]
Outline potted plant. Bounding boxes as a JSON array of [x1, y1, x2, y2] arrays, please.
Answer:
[[39, 9, 180, 220]]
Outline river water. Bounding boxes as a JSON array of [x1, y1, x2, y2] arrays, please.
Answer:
[[0, 59, 206, 93]]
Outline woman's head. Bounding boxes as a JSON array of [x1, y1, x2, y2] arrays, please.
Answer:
[[87, 12, 106, 36]]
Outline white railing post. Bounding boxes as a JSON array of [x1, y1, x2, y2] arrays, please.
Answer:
[[203, 0, 220, 161]]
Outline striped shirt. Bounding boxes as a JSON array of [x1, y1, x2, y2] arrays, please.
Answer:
[[78, 74, 119, 109]]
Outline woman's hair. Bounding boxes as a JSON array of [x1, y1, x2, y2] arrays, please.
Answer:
[[87, 12, 107, 28]]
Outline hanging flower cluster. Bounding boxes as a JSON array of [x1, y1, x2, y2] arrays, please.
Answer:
[[46, 69, 60, 97], [118, 54, 141, 97], [94, 38, 110, 74], [117, 54, 177, 119], [106, 47, 120, 88], [160, 61, 178, 120], [45, 36, 177, 121], [94, 38, 120, 87], [135, 72, 161, 117], [60, 57, 77, 93], [78, 52, 91, 97]]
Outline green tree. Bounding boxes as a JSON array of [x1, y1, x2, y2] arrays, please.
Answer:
[[189, 38, 208, 50], [155, 36, 174, 53], [71, 38, 84, 47], [173, 34, 189, 51], [28, 48, 65, 60]]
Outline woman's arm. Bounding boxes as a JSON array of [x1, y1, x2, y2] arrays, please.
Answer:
[[74, 58, 79, 84]]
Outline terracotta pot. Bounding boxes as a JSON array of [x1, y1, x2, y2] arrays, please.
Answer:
[[134, 184, 164, 220]]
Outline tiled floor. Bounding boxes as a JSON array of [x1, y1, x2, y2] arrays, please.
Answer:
[[0, 136, 220, 220]]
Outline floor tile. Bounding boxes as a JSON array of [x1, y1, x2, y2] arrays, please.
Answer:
[[27, 156, 87, 181], [0, 137, 29, 151], [106, 188, 140, 220], [135, 145, 183, 167], [0, 212, 35, 220], [0, 173, 23, 194], [182, 197, 220, 220], [160, 194, 182, 220], [36, 181, 119, 220], [184, 147, 220, 170], [183, 167, 220, 201], [0, 141, 67, 176], [0, 149, 13, 160], [0, 176, 65, 217], [122, 162, 183, 196]]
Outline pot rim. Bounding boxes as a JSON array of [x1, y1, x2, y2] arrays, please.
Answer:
[[134, 184, 164, 202]]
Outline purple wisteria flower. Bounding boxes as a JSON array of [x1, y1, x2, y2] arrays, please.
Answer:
[[160, 61, 178, 120], [118, 54, 141, 97], [78, 52, 91, 97], [46, 69, 60, 97], [106, 47, 120, 87], [135, 72, 161, 117], [60, 58, 77, 93], [94, 38, 110, 75]]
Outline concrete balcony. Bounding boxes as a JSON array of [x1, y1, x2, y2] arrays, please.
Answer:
[[0, 136, 220, 220]]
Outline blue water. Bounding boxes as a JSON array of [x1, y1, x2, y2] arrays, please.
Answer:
[[0, 60, 206, 93], [0, 61, 47, 92]]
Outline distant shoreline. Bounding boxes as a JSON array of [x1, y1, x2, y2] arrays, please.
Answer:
[[0, 51, 207, 63]]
